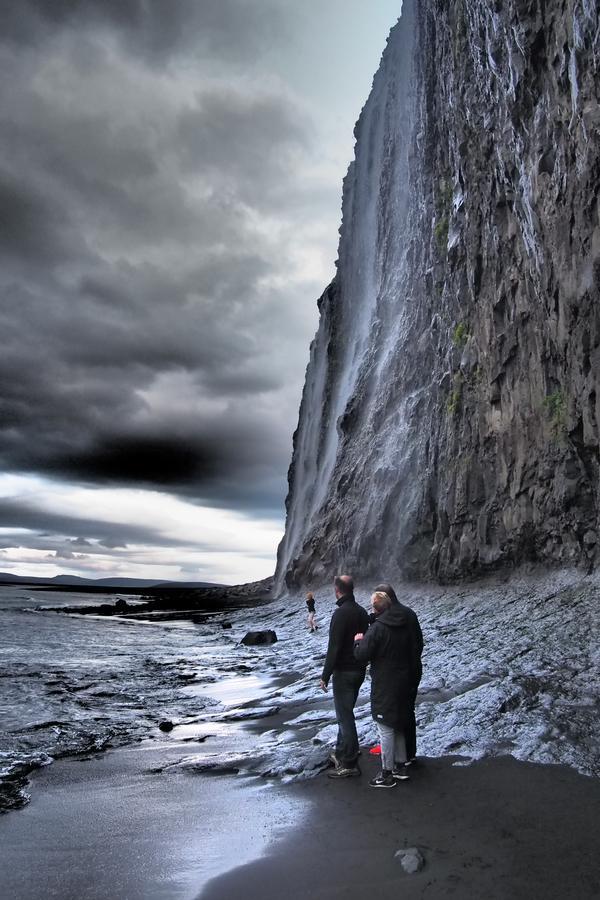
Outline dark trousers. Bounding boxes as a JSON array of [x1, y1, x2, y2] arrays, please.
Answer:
[[332, 668, 365, 767]]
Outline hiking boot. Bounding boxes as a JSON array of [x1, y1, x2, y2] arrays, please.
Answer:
[[392, 765, 410, 781], [369, 772, 396, 788], [327, 766, 361, 779]]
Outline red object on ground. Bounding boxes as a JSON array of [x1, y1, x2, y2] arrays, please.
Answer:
[[369, 745, 381, 755]]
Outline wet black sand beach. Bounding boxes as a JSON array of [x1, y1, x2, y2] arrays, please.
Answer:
[[2, 570, 599, 898], [201, 755, 600, 900], [2, 746, 599, 900], [0, 741, 307, 900]]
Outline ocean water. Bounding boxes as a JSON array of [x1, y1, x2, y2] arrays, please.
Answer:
[[0, 586, 283, 811]]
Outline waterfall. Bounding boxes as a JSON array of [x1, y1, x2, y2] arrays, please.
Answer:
[[276, 0, 600, 592]]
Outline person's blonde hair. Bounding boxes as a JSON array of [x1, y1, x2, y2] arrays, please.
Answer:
[[371, 591, 392, 614], [306, 591, 314, 601]]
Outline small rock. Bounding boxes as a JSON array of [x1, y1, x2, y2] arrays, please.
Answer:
[[583, 530, 597, 547], [394, 847, 425, 874], [158, 721, 174, 732], [221, 622, 233, 629], [240, 630, 277, 646]]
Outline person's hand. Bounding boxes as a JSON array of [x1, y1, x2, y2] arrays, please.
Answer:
[[319, 679, 328, 692], [354, 632, 364, 641]]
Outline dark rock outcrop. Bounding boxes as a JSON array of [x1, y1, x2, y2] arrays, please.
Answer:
[[240, 630, 278, 646], [46, 577, 274, 621], [276, 0, 600, 588]]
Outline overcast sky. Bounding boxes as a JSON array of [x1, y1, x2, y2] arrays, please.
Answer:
[[0, 0, 400, 584]]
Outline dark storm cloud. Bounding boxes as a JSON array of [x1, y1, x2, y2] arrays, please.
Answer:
[[0, 5, 322, 516], [0, 500, 184, 548], [0, 253, 304, 510], [0, 172, 77, 264], [58, 411, 293, 513], [176, 89, 310, 207], [0, 0, 285, 63]]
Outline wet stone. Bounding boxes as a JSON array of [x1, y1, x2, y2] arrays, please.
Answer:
[[394, 847, 425, 874], [240, 630, 277, 646]]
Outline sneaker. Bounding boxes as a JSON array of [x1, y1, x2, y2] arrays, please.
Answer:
[[369, 772, 396, 788], [327, 766, 361, 779], [392, 765, 410, 781]]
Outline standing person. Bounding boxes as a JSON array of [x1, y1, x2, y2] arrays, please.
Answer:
[[374, 582, 423, 764], [306, 592, 317, 632], [354, 591, 413, 788], [320, 575, 369, 779]]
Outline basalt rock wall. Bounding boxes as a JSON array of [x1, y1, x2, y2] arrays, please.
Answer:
[[276, 0, 600, 591]]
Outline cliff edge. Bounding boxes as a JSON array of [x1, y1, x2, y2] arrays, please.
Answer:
[[276, 0, 600, 590]]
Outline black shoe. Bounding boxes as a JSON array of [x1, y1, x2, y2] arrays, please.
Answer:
[[327, 766, 361, 779], [369, 772, 396, 788], [392, 765, 410, 781]]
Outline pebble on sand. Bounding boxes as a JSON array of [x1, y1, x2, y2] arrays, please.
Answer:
[[394, 847, 425, 874]]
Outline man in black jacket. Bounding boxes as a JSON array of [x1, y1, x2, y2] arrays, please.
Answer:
[[320, 575, 370, 778]]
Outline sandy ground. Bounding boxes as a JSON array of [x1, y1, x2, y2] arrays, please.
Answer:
[[1, 745, 598, 900], [2, 568, 599, 899], [201, 754, 600, 900], [0, 742, 308, 900]]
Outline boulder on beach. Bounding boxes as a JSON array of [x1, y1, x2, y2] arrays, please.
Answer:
[[240, 630, 277, 646], [158, 721, 174, 732]]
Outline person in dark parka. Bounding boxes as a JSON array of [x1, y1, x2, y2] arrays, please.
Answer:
[[375, 582, 423, 762], [354, 591, 414, 787]]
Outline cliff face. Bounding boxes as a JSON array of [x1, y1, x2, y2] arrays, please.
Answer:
[[276, 0, 600, 591]]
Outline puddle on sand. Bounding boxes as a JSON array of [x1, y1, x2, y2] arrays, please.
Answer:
[[185, 673, 275, 707]]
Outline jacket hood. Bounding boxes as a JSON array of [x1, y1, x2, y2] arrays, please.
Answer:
[[376, 605, 407, 628], [374, 583, 399, 605]]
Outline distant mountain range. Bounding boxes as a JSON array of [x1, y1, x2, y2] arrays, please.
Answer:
[[0, 572, 223, 590]]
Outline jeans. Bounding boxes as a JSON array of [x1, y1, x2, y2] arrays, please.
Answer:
[[332, 669, 365, 767], [376, 721, 407, 773]]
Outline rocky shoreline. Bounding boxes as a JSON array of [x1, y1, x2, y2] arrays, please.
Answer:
[[39, 577, 274, 622], [2, 560, 599, 898], [4, 563, 598, 823]]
